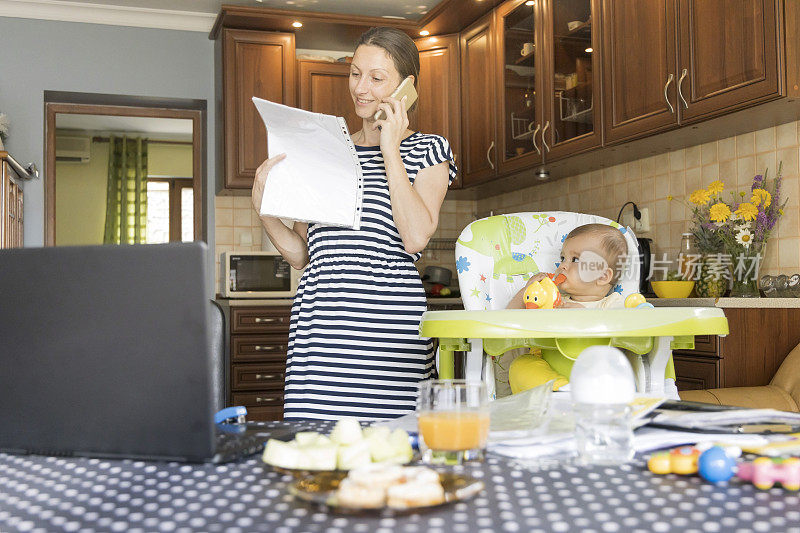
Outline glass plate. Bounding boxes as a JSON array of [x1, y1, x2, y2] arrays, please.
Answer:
[[288, 471, 484, 513]]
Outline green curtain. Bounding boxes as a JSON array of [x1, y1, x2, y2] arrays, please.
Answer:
[[103, 136, 148, 244]]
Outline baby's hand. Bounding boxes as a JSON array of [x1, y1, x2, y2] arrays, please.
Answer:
[[524, 272, 547, 287]]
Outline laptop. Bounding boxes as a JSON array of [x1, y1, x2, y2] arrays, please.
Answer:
[[0, 242, 288, 463]]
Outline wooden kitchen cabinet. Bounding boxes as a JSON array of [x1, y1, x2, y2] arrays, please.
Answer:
[[297, 60, 361, 136], [414, 34, 463, 188], [673, 307, 800, 392], [228, 305, 291, 420], [0, 152, 23, 249], [221, 29, 295, 190], [677, 0, 780, 123], [460, 12, 499, 187]]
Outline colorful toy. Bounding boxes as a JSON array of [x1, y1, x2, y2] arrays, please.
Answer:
[[625, 293, 654, 309], [697, 446, 738, 483], [647, 446, 700, 475], [737, 457, 800, 490], [523, 273, 565, 309]]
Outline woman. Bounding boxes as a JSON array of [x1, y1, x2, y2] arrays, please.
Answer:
[[251, 27, 457, 420]]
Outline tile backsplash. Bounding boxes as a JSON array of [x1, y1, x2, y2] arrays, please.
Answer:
[[215, 120, 800, 290]]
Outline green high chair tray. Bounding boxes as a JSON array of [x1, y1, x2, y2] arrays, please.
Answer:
[[420, 307, 729, 394]]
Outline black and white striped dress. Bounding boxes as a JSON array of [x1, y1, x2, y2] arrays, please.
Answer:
[[284, 132, 457, 420]]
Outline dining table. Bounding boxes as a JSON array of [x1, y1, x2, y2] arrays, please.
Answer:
[[0, 419, 798, 533]]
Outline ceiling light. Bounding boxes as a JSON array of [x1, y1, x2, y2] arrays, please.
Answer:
[[525, 0, 535, 5], [292, 21, 303, 28], [419, 30, 430, 36], [585, 47, 593, 53]]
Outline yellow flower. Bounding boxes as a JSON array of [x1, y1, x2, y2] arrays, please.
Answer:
[[709, 202, 732, 222], [667, 195, 674, 201], [780, 209, 784, 216], [735, 202, 758, 221], [707, 180, 725, 195], [689, 189, 711, 205], [751, 188, 772, 208]]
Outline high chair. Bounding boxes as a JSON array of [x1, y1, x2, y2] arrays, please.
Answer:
[[420, 212, 729, 398]]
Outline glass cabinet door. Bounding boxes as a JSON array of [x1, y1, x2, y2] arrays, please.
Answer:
[[548, 0, 595, 148], [499, 0, 540, 166]]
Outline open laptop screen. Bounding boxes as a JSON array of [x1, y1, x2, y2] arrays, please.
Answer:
[[0, 242, 216, 462]]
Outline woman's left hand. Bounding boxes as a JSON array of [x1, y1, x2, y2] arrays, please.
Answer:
[[374, 95, 409, 154]]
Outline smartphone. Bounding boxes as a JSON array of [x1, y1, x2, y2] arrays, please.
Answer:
[[373, 76, 418, 121]]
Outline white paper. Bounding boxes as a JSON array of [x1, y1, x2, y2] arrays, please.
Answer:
[[251, 97, 363, 229]]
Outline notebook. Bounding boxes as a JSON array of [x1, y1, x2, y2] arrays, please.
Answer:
[[0, 242, 290, 463], [251, 96, 364, 229]]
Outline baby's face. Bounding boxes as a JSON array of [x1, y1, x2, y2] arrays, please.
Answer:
[[555, 234, 613, 296]]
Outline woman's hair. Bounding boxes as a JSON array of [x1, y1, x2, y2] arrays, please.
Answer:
[[564, 223, 629, 287], [355, 27, 420, 112]]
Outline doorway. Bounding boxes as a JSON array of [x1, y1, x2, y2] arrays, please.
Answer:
[[44, 93, 206, 246]]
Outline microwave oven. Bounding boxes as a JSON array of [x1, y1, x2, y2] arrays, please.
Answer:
[[221, 251, 301, 298]]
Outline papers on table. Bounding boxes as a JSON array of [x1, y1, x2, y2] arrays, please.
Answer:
[[251, 97, 363, 229]]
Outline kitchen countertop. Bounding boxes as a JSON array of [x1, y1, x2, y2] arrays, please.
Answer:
[[648, 297, 800, 308]]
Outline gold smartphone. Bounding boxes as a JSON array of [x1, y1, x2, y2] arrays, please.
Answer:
[[373, 76, 418, 121]]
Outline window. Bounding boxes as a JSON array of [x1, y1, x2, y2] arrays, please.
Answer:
[[146, 178, 194, 243]]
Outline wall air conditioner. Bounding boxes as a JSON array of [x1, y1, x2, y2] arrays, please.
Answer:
[[55, 135, 91, 162]]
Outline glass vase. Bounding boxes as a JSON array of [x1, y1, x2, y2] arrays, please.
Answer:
[[728, 242, 765, 298], [694, 252, 730, 298]]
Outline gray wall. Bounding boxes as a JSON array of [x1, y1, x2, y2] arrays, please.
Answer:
[[0, 16, 216, 293]]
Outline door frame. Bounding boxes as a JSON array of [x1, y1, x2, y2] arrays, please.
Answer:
[[43, 92, 206, 246]]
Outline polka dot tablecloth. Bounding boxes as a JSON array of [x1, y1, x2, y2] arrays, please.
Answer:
[[1, 421, 800, 533]]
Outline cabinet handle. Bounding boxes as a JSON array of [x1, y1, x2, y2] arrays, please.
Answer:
[[677, 68, 689, 109], [254, 345, 285, 351], [486, 141, 495, 170], [531, 123, 541, 154], [253, 317, 279, 324], [541, 121, 550, 152], [255, 396, 278, 403], [664, 73, 675, 114], [254, 373, 278, 380]]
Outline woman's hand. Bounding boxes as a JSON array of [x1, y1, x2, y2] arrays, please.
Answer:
[[374, 95, 409, 154], [251, 153, 287, 212]]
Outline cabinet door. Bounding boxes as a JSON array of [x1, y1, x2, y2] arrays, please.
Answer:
[[414, 34, 462, 188], [674, 354, 720, 391], [297, 60, 361, 136], [602, 0, 679, 143], [677, 0, 780, 122], [495, 0, 544, 174], [222, 29, 295, 189], [541, 0, 603, 160], [460, 13, 498, 187]]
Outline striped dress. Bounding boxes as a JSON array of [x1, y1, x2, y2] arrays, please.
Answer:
[[284, 132, 457, 420]]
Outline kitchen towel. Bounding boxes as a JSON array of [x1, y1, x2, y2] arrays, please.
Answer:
[[252, 97, 363, 229]]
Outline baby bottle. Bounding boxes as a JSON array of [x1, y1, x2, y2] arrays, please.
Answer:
[[571, 346, 636, 465]]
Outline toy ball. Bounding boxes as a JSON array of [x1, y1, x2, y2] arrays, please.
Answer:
[[625, 293, 647, 308], [636, 302, 655, 309], [698, 446, 737, 483]]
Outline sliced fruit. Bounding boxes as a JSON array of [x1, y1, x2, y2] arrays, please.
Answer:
[[330, 417, 363, 445]]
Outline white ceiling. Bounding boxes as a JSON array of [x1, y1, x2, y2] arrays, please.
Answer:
[[56, 114, 193, 139], [44, 0, 442, 20]]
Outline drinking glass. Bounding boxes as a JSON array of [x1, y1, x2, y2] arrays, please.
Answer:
[[417, 380, 490, 464]]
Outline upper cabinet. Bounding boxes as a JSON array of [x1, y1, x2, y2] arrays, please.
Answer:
[[602, 0, 678, 143], [460, 13, 499, 187], [677, 0, 780, 122], [221, 29, 295, 189], [540, 0, 603, 160], [602, 0, 781, 144], [297, 60, 360, 135], [413, 34, 462, 188]]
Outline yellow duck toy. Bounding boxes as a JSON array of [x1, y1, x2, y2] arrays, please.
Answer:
[[523, 273, 566, 309]]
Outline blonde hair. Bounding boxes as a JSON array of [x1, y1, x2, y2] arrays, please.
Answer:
[[564, 224, 628, 286]]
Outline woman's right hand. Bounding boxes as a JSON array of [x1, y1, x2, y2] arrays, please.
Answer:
[[251, 153, 287, 212]]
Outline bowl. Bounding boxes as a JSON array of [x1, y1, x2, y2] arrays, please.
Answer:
[[651, 280, 695, 299]]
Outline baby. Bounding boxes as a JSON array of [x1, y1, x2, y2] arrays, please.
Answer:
[[507, 223, 629, 392]]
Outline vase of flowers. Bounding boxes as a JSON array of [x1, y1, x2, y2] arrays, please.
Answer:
[[671, 164, 786, 298]]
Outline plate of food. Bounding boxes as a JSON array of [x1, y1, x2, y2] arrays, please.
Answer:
[[289, 464, 484, 513], [262, 418, 416, 477]]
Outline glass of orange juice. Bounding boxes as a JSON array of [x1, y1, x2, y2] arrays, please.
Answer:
[[417, 380, 490, 464]]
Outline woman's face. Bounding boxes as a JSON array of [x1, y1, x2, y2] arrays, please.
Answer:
[[349, 44, 403, 120]]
